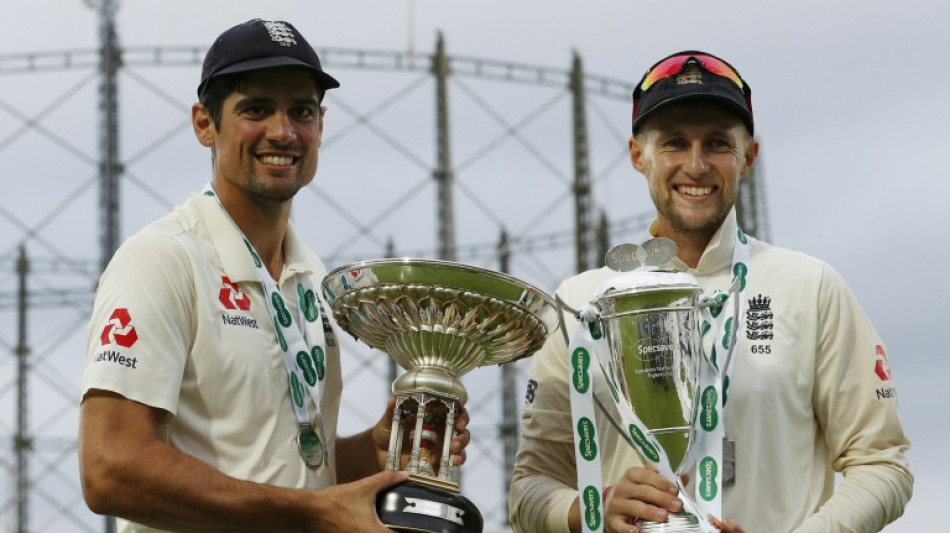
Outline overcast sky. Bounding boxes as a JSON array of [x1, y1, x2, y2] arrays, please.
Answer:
[[1, 1, 947, 531]]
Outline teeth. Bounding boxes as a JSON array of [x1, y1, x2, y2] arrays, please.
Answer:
[[259, 155, 294, 165], [679, 186, 712, 196]]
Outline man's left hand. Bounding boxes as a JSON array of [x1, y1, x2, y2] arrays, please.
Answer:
[[371, 396, 471, 471]]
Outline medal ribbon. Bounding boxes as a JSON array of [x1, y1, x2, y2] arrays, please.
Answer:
[[691, 226, 749, 525], [567, 227, 749, 531], [203, 186, 330, 468]]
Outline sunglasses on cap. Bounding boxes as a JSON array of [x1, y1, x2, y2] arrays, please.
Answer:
[[633, 52, 751, 116]]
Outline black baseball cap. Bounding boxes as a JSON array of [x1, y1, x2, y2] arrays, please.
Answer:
[[197, 19, 340, 98], [632, 51, 753, 135]]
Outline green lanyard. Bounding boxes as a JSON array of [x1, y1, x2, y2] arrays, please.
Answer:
[[203, 187, 329, 469]]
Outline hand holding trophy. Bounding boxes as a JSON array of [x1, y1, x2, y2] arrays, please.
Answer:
[[322, 259, 559, 533]]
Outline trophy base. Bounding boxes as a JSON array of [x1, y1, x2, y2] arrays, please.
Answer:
[[638, 513, 702, 532], [376, 480, 483, 533]]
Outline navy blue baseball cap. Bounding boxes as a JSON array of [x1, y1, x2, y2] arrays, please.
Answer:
[[632, 51, 753, 135], [198, 19, 340, 98]]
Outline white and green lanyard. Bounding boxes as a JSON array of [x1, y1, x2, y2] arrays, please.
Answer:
[[204, 186, 330, 469], [568, 228, 750, 532]]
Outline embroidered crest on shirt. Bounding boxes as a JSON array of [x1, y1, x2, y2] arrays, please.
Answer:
[[263, 21, 297, 47], [746, 294, 774, 345]]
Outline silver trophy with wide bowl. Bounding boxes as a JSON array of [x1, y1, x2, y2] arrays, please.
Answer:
[[573, 239, 707, 532], [322, 258, 559, 533]]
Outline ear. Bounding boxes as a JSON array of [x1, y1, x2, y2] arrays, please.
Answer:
[[316, 105, 327, 146], [192, 103, 216, 148], [740, 137, 760, 177], [629, 135, 648, 174]]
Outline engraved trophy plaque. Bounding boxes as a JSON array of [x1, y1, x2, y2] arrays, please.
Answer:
[[322, 258, 559, 533]]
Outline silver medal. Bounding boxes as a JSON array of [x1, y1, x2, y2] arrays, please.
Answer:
[[297, 424, 324, 469]]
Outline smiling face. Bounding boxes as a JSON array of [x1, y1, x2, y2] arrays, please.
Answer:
[[630, 101, 758, 244], [192, 66, 324, 209]]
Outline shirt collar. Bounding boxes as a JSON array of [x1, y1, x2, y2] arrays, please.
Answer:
[[192, 192, 323, 283], [648, 208, 737, 275]]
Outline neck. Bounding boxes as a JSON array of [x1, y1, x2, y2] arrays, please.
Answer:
[[653, 223, 715, 270], [215, 187, 291, 281]]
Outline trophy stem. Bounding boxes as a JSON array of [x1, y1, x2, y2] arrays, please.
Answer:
[[438, 404, 458, 483], [393, 367, 468, 404], [408, 402, 428, 476]]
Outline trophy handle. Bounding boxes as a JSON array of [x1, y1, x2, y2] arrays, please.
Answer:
[[554, 294, 579, 348], [555, 294, 643, 455]]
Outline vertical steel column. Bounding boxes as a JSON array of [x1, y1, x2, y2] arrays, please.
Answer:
[[497, 228, 518, 524], [595, 210, 610, 268], [432, 33, 456, 261], [98, 0, 122, 273], [98, 4, 121, 531], [570, 52, 593, 273], [736, 160, 768, 241], [15, 245, 31, 533]]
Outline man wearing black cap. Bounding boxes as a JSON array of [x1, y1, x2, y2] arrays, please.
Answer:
[[509, 51, 912, 532], [79, 19, 468, 532]]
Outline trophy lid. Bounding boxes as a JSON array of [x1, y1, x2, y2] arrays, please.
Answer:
[[596, 238, 701, 304]]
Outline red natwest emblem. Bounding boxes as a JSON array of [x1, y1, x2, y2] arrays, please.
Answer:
[[100, 308, 139, 348], [874, 344, 892, 382], [219, 277, 251, 311]]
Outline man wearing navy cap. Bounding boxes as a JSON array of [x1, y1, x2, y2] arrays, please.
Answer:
[[509, 51, 912, 532], [79, 20, 469, 532]]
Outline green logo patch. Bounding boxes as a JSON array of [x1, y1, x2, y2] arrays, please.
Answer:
[[312, 346, 326, 381], [298, 284, 319, 322], [244, 239, 263, 268], [577, 417, 598, 461], [733, 262, 748, 291], [274, 318, 288, 351], [700, 386, 719, 431], [571, 347, 591, 393], [581, 485, 603, 530], [290, 373, 305, 408], [272, 292, 292, 327], [628, 424, 660, 463], [736, 228, 748, 245], [296, 350, 317, 387], [588, 320, 603, 340], [699, 456, 719, 502], [709, 292, 729, 318], [722, 317, 733, 349]]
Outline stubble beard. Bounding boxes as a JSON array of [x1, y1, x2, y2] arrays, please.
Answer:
[[243, 162, 313, 205], [650, 185, 736, 236]]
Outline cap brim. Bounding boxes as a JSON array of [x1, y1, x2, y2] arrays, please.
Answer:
[[212, 56, 341, 90], [633, 92, 753, 135]]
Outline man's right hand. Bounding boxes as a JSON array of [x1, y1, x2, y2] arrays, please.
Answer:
[[306, 469, 408, 532], [603, 466, 683, 533]]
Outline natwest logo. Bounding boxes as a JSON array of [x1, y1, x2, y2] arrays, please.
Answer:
[[100, 308, 138, 348], [219, 277, 251, 311], [874, 344, 892, 382]]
